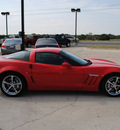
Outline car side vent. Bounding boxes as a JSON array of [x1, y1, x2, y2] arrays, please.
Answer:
[[84, 74, 99, 86]]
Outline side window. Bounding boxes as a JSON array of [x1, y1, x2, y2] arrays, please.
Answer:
[[34, 36, 38, 39], [61, 36, 65, 39], [35, 52, 67, 65]]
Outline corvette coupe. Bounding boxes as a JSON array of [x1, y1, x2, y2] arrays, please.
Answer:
[[0, 48, 120, 97]]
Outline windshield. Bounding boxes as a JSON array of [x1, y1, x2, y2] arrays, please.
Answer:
[[27, 36, 33, 39], [36, 38, 58, 45], [60, 50, 88, 66]]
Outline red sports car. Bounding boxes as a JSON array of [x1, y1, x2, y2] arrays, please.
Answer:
[[0, 48, 120, 97]]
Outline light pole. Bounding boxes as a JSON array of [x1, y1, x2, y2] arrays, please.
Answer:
[[1, 12, 10, 36], [71, 8, 81, 43], [21, 0, 25, 50]]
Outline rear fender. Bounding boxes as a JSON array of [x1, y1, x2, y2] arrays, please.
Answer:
[[0, 66, 37, 90]]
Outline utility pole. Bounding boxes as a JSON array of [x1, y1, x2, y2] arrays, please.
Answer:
[[71, 8, 81, 43], [21, 0, 25, 50], [1, 12, 10, 36]]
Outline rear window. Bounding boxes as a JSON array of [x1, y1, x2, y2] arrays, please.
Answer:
[[36, 38, 58, 45], [27, 36, 33, 39], [2, 51, 31, 61], [4, 39, 22, 45]]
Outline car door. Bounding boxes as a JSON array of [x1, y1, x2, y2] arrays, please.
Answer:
[[61, 64, 84, 89], [31, 52, 63, 90], [32, 52, 84, 90]]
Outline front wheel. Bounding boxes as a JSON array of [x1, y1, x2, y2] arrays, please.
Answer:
[[0, 72, 26, 96], [102, 74, 120, 97]]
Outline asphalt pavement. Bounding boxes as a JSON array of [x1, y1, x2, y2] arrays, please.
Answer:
[[78, 41, 120, 47]]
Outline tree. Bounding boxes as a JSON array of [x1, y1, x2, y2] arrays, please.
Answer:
[[98, 34, 110, 40], [78, 34, 86, 40]]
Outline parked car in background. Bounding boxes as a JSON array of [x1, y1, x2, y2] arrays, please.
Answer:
[[25, 35, 40, 47], [9, 35, 20, 38], [66, 35, 79, 43], [49, 34, 71, 47], [1, 38, 22, 55], [35, 38, 60, 48]]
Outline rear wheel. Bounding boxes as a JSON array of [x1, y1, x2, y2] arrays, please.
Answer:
[[102, 74, 120, 97], [0, 72, 26, 96], [66, 42, 71, 47]]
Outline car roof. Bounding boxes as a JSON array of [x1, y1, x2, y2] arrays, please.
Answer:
[[36, 38, 58, 45], [37, 38, 56, 40], [34, 47, 62, 53], [5, 38, 22, 41]]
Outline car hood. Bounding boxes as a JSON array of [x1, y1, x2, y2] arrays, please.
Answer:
[[86, 58, 119, 66]]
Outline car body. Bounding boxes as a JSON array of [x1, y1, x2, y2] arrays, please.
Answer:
[[0, 48, 120, 97], [25, 35, 40, 47], [35, 38, 60, 48], [49, 34, 71, 47], [9, 35, 20, 38], [1, 38, 22, 55], [66, 35, 79, 43]]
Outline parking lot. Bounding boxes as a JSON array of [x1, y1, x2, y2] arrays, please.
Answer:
[[0, 46, 120, 130]]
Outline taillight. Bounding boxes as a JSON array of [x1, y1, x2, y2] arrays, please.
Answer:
[[35, 45, 37, 49], [1, 45, 5, 48], [58, 45, 60, 48]]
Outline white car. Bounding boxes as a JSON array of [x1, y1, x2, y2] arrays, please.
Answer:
[[1, 38, 22, 55]]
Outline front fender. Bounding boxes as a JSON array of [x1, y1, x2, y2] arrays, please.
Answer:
[[101, 67, 120, 78]]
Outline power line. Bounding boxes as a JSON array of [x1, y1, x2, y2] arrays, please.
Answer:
[[10, 7, 120, 16], [11, 8, 69, 13], [83, 7, 120, 12], [11, 11, 70, 16], [82, 3, 120, 9], [10, 3, 120, 13]]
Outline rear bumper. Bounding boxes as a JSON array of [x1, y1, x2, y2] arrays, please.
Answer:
[[1, 48, 18, 55]]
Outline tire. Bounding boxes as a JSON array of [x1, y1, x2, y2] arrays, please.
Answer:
[[0, 72, 27, 97], [102, 74, 120, 97], [66, 42, 71, 47], [27, 42, 31, 48]]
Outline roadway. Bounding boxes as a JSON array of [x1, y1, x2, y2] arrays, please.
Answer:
[[77, 41, 120, 47]]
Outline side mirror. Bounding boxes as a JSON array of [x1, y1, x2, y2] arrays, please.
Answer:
[[62, 62, 71, 69]]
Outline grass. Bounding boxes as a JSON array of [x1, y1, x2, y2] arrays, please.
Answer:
[[80, 40, 120, 42], [88, 46, 120, 49]]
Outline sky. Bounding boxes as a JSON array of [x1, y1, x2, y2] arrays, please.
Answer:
[[0, 0, 120, 35]]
